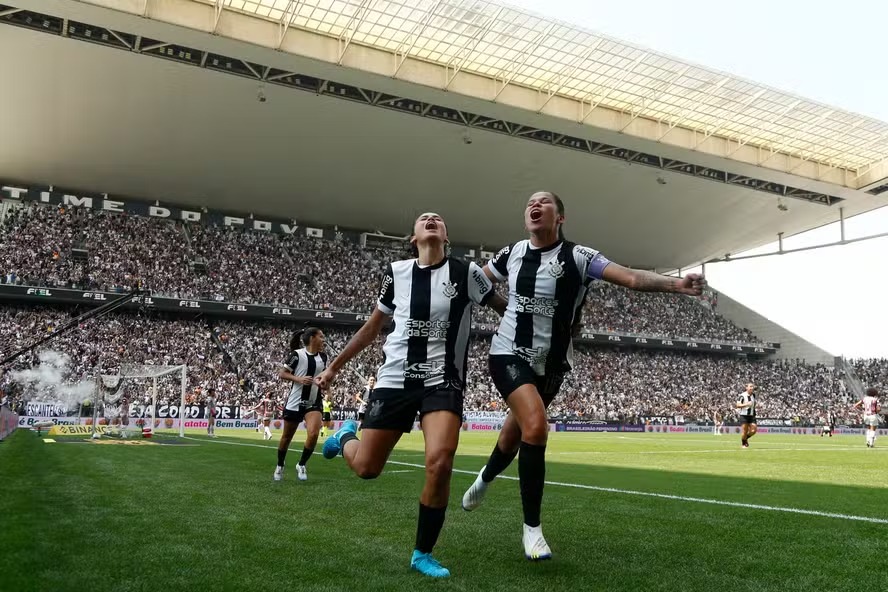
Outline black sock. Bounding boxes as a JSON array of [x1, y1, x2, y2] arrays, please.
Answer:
[[518, 442, 546, 528], [415, 504, 447, 554], [298, 446, 314, 466], [482, 444, 519, 482], [277, 447, 287, 467], [340, 432, 359, 451]]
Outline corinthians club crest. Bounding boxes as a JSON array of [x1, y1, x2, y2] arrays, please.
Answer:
[[548, 260, 565, 279], [442, 281, 459, 299]]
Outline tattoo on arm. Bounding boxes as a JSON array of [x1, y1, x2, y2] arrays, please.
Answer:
[[632, 270, 679, 293]]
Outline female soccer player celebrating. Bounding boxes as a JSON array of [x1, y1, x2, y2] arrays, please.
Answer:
[[275, 327, 328, 482], [461, 191, 706, 560], [315, 212, 502, 578]]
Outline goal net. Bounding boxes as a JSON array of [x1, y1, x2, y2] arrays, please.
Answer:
[[95, 365, 187, 438]]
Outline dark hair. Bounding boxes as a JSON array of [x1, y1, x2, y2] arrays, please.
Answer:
[[536, 191, 566, 241], [550, 192, 566, 241], [866, 387, 879, 397], [290, 327, 322, 350]]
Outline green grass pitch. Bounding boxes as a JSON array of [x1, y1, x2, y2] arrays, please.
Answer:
[[1, 428, 886, 592]]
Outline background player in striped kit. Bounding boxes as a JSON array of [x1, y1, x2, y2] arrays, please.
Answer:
[[736, 383, 757, 448], [853, 387, 881, 447], [461, 191, 706, 561], [355, 376, 375, 430], [205, 387, 217, 438], [274, 327, 328, 482], [315, 212, 503, 578]]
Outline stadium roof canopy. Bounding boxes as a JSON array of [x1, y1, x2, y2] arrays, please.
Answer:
[[1, 0, 887, 270]]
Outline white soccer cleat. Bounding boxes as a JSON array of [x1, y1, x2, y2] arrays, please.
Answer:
[[297, 464, 307, 481], [462, 467, 489, 511], [273, 466, 284, 481], [522, 524, 552, 561]]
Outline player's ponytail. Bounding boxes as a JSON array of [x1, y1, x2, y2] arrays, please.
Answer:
[[289, 330, 303, 351]]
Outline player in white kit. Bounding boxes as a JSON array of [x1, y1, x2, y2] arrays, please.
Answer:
[[251, 393, 274, 440], [853, 387, 881, 448]]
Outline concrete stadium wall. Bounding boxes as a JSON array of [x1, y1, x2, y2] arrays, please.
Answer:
[[712, 289, 835, 365]]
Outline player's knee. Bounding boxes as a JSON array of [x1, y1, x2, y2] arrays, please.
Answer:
[[498, 427, 521, 452], [425, 451, 455, 484], [521, 414, 549, 444], [356, 466, 382, 480]]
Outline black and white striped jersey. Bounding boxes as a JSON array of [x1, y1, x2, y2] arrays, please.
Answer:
[[737, 392, 756, 416], [358, 387, 372, 413], [281, 348, 328, 411], [376, 257, 493, 390], [487, 239, 611, 376]]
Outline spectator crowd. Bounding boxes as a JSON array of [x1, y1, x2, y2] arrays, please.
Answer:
[[3, 202, 760, 343], [1, 202, 882, 427], [0, 305, 874, 426]]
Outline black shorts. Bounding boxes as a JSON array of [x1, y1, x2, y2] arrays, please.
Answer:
[[282, 406, 321, 425], [362, 386, 463, 433], [322, 412, 332, 422], [489, 355, 565, 406], [740, 415, 757, 425]]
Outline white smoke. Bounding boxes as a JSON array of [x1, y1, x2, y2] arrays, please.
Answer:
[[10, 350, 95, 414]]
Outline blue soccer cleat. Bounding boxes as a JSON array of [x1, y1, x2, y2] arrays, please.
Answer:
[[410, 550, 450, 578], [322, 419, 358, 459]]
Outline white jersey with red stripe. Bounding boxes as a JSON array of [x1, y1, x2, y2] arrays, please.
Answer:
[[862, 396, 880, 415], [256, 397, 272, 420]]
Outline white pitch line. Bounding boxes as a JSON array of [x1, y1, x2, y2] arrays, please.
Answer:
[[385, 470, 416, 474], [184, 436, 888, 525]]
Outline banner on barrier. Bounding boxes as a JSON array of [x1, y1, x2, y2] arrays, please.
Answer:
[[464, 411, 508, 421], [556, 420, 645, 433]]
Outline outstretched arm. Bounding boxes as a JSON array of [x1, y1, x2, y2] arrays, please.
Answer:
[[602, 263, 706, 296], [315, 308, 389, 389]]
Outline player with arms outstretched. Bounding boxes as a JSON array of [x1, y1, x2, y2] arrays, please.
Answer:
[[853, 387, 881, 448], [315, 212, 503, 578], [460, 191, 705, 561]]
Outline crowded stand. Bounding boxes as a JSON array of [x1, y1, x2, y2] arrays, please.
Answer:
[[0, 201, 873, 427], [852, 358, 888, 392], [0, 304, 862, 425], [2, 201, 761, 343]]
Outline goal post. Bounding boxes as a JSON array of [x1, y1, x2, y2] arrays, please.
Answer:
[[98, 364, 187, 437]]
